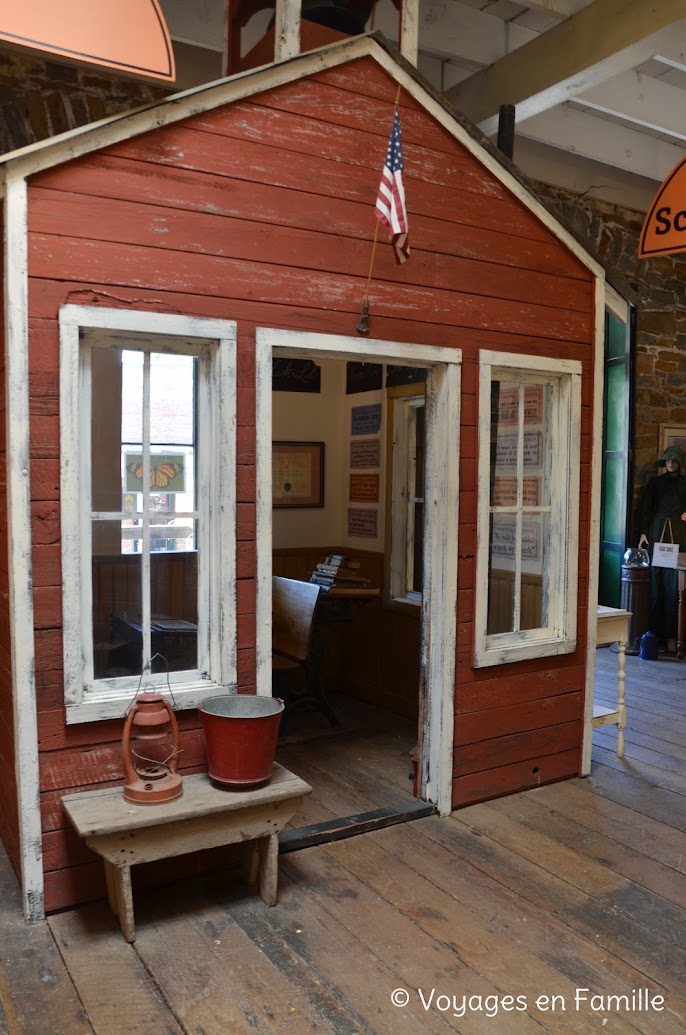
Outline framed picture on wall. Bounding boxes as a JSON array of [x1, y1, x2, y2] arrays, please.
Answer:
[[658, 424, 686, 459], [272, 441, 324, 508]]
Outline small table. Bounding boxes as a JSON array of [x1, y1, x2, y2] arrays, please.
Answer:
[[594, 606, 631, 757], [62, 764, 311, 942]]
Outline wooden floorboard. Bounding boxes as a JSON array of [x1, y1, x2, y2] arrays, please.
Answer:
[[1, 654, 685, 1033], [0, 844, 93, 1035]]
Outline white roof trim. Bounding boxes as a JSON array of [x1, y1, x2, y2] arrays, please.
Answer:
[[0, 32, 604, 281]]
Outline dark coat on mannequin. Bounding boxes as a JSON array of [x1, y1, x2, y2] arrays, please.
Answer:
[[637, 445, 686, 646]]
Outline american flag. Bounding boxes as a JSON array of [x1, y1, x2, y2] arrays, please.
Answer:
[[375, 110, 410, 264]]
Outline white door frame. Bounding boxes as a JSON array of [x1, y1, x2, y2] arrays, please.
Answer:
[[255, 329, 460, 816]]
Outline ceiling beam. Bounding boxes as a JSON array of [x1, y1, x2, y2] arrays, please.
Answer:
[[446, 0, 686, 136], [654, 37, 686, 71], [574, 69, 686, 141], [373, 0, 536, 65], [517, 103, 686, 182], [516, 0, 588, 15]]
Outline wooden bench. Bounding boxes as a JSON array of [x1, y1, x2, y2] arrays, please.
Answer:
[[62, 764, 311, 942]]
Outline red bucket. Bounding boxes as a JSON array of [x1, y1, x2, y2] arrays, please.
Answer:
[[199, 695, 284, 786]]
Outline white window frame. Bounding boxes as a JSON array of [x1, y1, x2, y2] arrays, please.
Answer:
[[474, 350, 581, 668], [59, 306, 237, 723], [388, 391, 425, 605]]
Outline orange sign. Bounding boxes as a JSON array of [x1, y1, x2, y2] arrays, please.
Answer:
[[0, 0, 175, 83], [639, 155, 686, 258]]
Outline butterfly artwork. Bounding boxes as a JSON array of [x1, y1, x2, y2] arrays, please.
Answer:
[[125, 454, 185, 492]]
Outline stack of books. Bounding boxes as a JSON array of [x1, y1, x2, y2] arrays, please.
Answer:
[[310, 554, 371, 589]]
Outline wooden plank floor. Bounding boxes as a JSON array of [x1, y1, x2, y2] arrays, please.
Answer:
[[1, 649, 684, 1034]]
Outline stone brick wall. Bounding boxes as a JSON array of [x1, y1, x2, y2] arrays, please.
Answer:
[[536, 182, 686, 505], [0, 49, 168, 154]]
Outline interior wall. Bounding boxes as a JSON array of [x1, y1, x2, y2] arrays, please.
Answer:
[[272, 357, 388, 554], [272, 357, 347, 549], [341, 385, 385, 555]]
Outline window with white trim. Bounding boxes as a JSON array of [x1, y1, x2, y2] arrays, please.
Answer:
[[59, 308, 237, 722], [474, 351, 581, 667], [388, 388, 425, 603]]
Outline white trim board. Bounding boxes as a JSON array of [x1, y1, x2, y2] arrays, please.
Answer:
[[256, 328, 460, 817], [3, 174, 43, 922], [0, 32, 606, 284], [582, 276, 609, 775]]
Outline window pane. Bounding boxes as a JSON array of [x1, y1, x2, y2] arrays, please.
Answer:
[[607, 312, 627, 360], [91, 347, 199, 679], [488, 513, 515, 633], [92, 547, 142, 679], [603, 458, 625, 543], [520, 513, 549, 630], [411, 403, 425, 594], [414, 403, 425, 498], [488, 379, 552, 635], [605, 364, 627, 453], [490, 380, 520, 507], [91, 348, 124, 514], [536, 385, 552, 510], [151, 552, 198, 673], [412, 502, 423, 592], [122, 350, 143, 444], [150, 353, 195, 444]]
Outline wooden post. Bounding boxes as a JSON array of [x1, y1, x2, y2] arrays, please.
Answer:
[[399, 0, 419, 67]]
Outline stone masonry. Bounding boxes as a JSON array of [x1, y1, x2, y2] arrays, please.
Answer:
[[0, 49, 168, 155], [537, 182, 686, 510]]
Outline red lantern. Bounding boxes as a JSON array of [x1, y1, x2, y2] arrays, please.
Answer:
[[122, 691, 183, 804]]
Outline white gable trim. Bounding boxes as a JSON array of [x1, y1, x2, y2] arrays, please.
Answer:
[[255, 328, 460, 817], [582, 276, 608, 774], [0, 33, 604, 281], [3, 173, 43, 921]]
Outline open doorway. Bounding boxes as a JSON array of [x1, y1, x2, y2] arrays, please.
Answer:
[[255, 329, 461, 831]]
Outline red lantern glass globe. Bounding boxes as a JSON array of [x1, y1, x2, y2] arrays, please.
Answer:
[[122, 691, 183, 804]]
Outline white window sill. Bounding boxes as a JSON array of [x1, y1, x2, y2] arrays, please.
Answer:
[[396, 594, 422, 607], [65, 678, 237, 724], [473, 635, 576, 669]]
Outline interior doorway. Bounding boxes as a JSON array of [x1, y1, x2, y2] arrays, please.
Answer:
[[254, 329, 461, 825]]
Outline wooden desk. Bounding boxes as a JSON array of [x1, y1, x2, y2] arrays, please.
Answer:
[[110, 612, 197, 672], [594, 606, 631, 757], [62, 764, 311, 942]]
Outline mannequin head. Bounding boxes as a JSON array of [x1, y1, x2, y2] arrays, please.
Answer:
[[659, 445, 685, 474]]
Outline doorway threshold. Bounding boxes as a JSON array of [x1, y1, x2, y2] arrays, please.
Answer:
[[279, 799, 436, 854]]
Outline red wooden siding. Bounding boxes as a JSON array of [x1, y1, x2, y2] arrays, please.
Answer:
[[19, 55, 596, 909]]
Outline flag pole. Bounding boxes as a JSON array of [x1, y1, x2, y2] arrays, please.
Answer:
[[357, 84, 403, 336]]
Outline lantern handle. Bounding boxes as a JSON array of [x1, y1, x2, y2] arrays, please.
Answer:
[[122, 706, 138, 786], [121, 652, 179, 719]]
